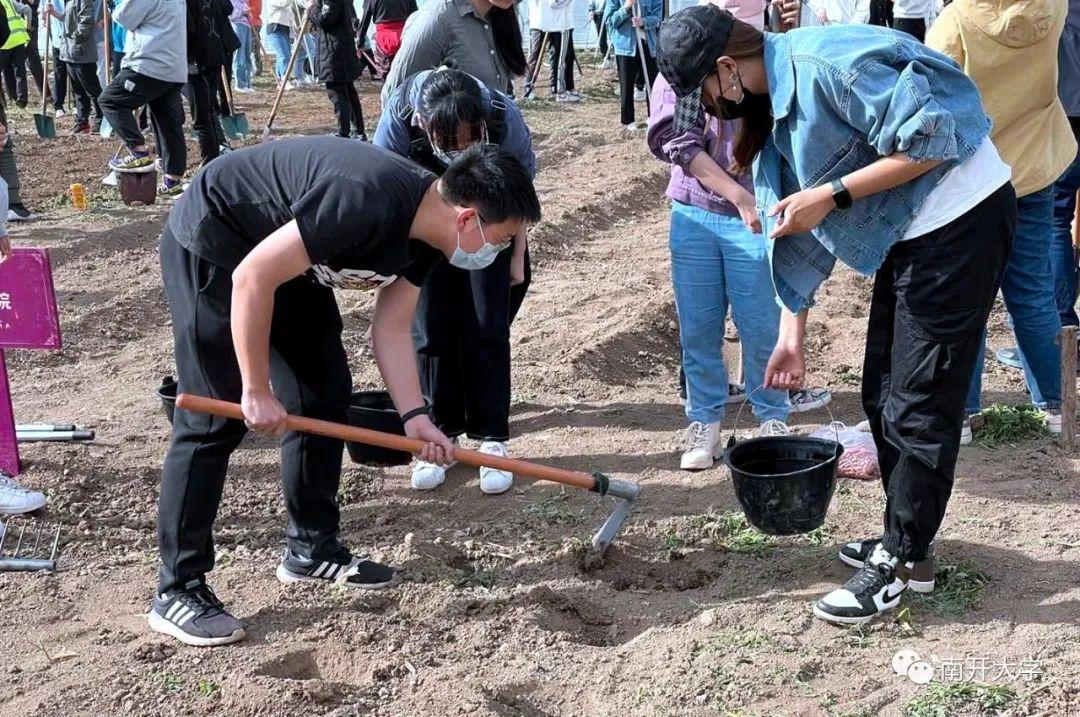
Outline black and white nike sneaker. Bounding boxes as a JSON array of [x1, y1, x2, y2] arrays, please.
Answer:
[[148, 580, 246, 647], [275, 547, 397, 589], [838, 537, 936, 593], [814, 543, 911, 625]]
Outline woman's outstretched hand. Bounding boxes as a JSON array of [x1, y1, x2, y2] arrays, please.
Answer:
[[768, 185, 835, 239], [764, 342, 806, 391]]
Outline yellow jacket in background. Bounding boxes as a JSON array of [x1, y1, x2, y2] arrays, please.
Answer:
[[927, 0, 1077, 197]]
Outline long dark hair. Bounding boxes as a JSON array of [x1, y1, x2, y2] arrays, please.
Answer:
[[419, 70, 490, 147], [724, 20, 770, 173], [489, 5, 527, 77]]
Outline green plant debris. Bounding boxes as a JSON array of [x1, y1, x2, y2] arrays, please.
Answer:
[[161, 673, 184, 693], [453, 566, 500, 590], [666, 513, 774, 556], [798, 525, 834, 547], [903, 683, 1019, 717], [197, 679, 219, 697], [975, 404, 1049, 447], [910, 562, 990, 618], [704, 630, 771, 651], [523, 488, 583, 525]]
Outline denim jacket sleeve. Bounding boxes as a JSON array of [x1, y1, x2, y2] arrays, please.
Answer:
[[642, 0, 661, 28], [607, 0, 629, 30], [815, 50, 963, 162], [645, 77, 708, 170]]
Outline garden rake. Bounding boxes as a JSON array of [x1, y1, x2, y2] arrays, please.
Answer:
[[176, 394, 642, 554], [0, 516, 62, 572]]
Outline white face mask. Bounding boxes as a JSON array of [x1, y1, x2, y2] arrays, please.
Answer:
[[449, 214, 506, 270]]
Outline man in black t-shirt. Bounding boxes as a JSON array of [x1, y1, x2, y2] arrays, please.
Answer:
[[150, 138, 541, 647]]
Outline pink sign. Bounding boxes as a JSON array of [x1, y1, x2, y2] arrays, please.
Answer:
[[0, 248, 62, 350], [0, 248, 62, 476], [0, 350, 18, 475]]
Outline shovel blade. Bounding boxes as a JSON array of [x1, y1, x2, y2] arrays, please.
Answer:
[[34, 114, 56, 139], [233, 112, 250, 137]]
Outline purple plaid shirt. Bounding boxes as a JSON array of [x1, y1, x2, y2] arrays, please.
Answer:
[[645, 73, 752, 218]]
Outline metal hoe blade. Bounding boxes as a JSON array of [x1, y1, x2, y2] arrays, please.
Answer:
[[0, 517, 62, 572], [589, 476, 642, 553]]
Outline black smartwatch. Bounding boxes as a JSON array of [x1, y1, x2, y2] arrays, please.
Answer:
[[830, 178, 853, 210]]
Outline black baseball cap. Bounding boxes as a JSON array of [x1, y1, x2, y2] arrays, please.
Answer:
[[656, 5, 736, 133]]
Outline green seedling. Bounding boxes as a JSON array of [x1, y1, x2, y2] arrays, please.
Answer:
[[975, 404, 1049, 447], [523, 488, 582, 525], [197, 679, 219, 698], [904, 682, 1019, 717], [910, 561, 990, 618]]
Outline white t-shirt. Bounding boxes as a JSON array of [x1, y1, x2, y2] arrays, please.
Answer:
[[891, 0, 929, 19], [903, 138, 1012, 240], [529, 0, 576, 32]]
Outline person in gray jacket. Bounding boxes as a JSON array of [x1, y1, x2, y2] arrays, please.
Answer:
[[46, 0, 102, 133], [99, 0, 188, 196]]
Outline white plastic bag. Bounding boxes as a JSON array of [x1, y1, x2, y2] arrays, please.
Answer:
[[810, 421, 880, 481]]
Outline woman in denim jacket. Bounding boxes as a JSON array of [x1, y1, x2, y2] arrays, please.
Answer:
[[657, 7, 1016, 625]]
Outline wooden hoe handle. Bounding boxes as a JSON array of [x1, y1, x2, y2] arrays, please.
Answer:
[[175, 393, 598, 492]]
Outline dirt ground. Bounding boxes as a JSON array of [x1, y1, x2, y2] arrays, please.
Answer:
[[1, 61, 1078, 717]]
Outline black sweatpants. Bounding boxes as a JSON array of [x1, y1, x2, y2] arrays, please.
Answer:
[[99, 68, 188, 177], [413, 248, 530, 442], [861, 182, 1016, 562], [592, 12, 607, 56], [891, 17, 925, 42], [66, 61, 103, 125], [51, 48, 67, 111], [325, 81, 365, 138], [184, 69, 226, 165], [616, 48, 656, 126], [157, 227, 352, 594], [0, 45, 28, 104], [525, 29, 576, 94]]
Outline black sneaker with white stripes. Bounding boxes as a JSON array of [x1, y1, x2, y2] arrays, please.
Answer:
[[838, 537, 936, 593], [276, 547, 397, 589], [814, 543, 912, 625], [148, 580, 246, 647]]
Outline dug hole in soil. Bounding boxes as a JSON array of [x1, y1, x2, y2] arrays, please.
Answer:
[[0, 62, 1077, 717]]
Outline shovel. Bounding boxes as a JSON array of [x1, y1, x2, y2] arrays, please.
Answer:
[[176, 393, 642, 554], [34, 27, 56, 138], [99, 2, 114, 138], [262, 13, 312, 142], [219, 68, 249, 139], [632, 0, 653, 98]]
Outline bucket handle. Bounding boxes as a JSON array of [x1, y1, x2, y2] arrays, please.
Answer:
[[725, 385, 842, 457]]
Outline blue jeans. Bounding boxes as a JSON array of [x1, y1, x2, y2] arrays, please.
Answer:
[[301, 35, 317, 79], [262, 25, 300, 81], [1051, 133, 1080, 328], [232, 23, 252, 90], [967, 187, 1062, 413], [669, 202, 789, 425]]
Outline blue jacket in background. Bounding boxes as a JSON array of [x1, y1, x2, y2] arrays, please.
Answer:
[[754, 26, 992, 314], [373, 69, 537, 179], [604, 0, 660, 57], [1060, 0, 1080, 118]]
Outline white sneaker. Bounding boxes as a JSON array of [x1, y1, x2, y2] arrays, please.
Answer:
[[680, 421, 722, 471], [633, 88, 646, 102], [478, 441, 513, 495], [555, 92, 583, 103], [758, 420, 791, 438], [1041, 409, 1063, 435], [623, 122, 638, 132], [790, 388, 832, 413], [410, 438, 458, 491], [55, 107, 67, 118], [0, 474, 46, 515], [960, 416, 973, 446]]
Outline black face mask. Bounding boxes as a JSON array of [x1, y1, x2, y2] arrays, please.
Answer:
[[711, 69, 771, 121]]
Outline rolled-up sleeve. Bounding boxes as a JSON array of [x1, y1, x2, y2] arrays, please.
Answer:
[[645, 79, 708, 169], [823, 58, 961, 163]]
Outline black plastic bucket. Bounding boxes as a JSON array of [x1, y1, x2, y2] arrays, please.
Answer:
[[724, 436, 842, 536], [345, 391, 412, 466], [157, 376, 178, 424]]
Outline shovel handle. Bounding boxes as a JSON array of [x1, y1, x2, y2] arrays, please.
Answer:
[[175, 393, 598, 491], [265, 13, 312, 134]]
